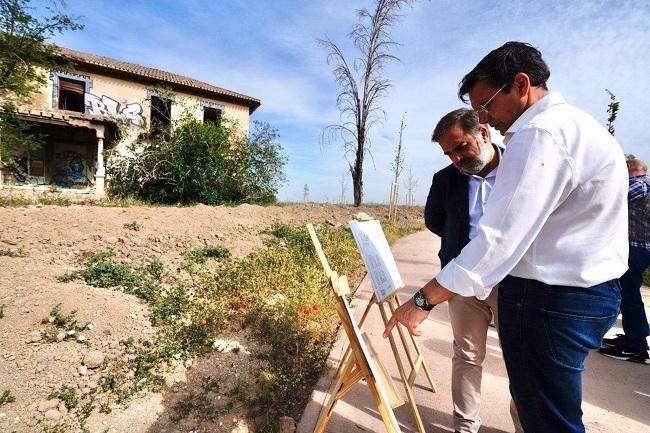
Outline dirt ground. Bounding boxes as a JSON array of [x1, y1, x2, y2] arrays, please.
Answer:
[[0, 202, 424, 433]]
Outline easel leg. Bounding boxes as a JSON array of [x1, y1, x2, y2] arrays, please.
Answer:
[[390, 296, 437, 394], [314, 337, 358, 433], [379, 302, 427, 433]]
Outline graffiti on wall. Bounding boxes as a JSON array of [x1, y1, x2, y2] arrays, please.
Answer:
[[85, 93, 145, 127]]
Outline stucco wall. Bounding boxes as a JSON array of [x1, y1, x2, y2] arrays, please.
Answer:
[[28, 68, 251, 148]]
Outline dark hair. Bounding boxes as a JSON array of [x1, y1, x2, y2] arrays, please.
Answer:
[[458, 41, 550, 102], [431, 108, 479, 142]]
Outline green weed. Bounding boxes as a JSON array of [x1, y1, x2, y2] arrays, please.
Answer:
[[48, 385, 78, 409], [0, 304, 4, 319], [182, 244, 231, 266], [41, 304, 91, 344], [0, 389, 16, 406], [0, 247, 27, 257], [123, 221, 141, 231]]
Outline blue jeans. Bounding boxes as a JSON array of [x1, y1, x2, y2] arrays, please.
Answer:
[[620, 245, 650, 350], [498, 276, 620, 433]]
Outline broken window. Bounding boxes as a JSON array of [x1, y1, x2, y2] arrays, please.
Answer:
[[150, 95, 172, 135], [203, 107, 222, 127], [58, 78, 85, 112]]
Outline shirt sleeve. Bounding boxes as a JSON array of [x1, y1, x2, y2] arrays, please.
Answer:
[[628, 177, 649, 202], [436, 127, 575, 299]]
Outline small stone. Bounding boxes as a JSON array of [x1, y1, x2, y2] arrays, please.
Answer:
[[184, 359, 193, 368], [279, 416, 296, 433], [27, 331, 42, 343], [86, 323, 94, 330], [56, 331, 65, 342], [77, 334, 87, 343], [44, 409, 62, 422], [83, 350, 105, 369], [78, 365, 88, 376], [38, 399, 59, 412]]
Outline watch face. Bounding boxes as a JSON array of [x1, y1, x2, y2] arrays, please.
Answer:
[[414, 291, 425, 307]]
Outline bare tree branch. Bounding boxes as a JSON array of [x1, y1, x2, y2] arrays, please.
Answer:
[[318, 0, 414, 205]]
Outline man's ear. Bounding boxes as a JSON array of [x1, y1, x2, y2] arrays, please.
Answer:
[[480, 125, 490, 142], [513, 72, 530, 96]]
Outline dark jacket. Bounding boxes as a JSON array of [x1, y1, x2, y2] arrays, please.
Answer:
[[424, 163, 470, 268]]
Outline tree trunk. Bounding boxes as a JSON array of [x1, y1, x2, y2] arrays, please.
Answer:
[[352, 137, 364, 206]]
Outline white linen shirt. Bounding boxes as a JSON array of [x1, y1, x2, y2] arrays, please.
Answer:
[[436, 92, 629, 299], [467, 147, 501, 240]]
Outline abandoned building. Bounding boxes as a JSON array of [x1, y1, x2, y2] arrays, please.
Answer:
[[1, 46, 261, 195]]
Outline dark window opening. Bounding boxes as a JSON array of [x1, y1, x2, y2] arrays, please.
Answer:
[[58, 78, 85, 112], [150, 95, 172, 135], [203, 107, 222, 126]]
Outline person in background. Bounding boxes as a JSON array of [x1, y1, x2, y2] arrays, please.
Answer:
[[599, 158, 650, 364]]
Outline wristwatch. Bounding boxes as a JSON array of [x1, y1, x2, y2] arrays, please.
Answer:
[[413, 288, 436, 311]]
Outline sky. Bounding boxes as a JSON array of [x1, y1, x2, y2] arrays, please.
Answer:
[[37, 0, 650, 204]]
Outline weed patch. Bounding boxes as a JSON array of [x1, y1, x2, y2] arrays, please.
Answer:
[[48, 385, 79, 409], [182, 244, 231, 266], [70, 220, 420, 430], [0, 304, 4, 319], [41, 304, 91, 344], [0, 247, 27, 257], [123, 221, 141, 231], [0, 389, 16, 406]]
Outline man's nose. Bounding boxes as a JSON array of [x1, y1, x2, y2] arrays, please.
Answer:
[[451, 153, 463, 164]]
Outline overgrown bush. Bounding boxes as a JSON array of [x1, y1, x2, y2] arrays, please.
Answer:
[[106, 120, 286, 205]]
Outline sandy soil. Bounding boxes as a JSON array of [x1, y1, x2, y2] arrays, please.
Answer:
[[0, 202, 423, 433]]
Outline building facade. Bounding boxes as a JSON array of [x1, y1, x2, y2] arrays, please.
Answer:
[[2, 46, 260, 195]]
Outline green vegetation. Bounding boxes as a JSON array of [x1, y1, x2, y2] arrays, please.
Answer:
[[182, 244, 231, 266], [0, 389, 16, 406], [54, 219, 422, 431], [0, 304, 4, 318], [0, 247, 27, 257], [41, 304, 91, 344], [107, 120, 286, 205], [123, 221, 141, 231], [48, 385, 78, 409], [644, 269, 650, 287]]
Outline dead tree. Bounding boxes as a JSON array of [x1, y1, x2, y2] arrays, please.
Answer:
[[319, 0, 414, 206]]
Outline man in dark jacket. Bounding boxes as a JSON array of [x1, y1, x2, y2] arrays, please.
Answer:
[[425, 108, 521, 433]]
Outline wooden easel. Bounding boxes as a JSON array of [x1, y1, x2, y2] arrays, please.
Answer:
[[307, 223, 437, 433], [308, 225, 403, 433]]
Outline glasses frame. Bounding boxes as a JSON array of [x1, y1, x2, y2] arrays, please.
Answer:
[[476, 83, 508, 115]]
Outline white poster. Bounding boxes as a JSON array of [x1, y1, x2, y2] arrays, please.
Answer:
[[349, 219, 404, 302]]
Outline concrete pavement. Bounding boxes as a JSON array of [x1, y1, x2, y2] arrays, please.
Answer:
[[298, 230, 650, 433]]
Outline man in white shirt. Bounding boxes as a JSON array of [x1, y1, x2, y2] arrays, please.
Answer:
[[384, 42, 628, 433]]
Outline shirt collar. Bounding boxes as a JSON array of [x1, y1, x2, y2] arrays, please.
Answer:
[[504, 92, 566, 144]]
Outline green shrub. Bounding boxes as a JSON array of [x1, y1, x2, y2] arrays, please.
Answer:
[[123, 221, 141, 231], [106, 120, 286, 205], [0, 248, 27, 257], [48, 385, 78, 409], [182, 245, 231, 265], [149, 284, 190, 326], [0, 389, 15, 406]]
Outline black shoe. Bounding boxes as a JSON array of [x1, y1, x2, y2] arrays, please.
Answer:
[[598, 345, 649, 365], [601, 333, 626, 348]]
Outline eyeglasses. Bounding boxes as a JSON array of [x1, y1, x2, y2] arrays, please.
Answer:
[[475, 83, 507, 116]]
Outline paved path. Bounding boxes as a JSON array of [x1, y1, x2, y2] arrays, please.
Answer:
[[299, 230, 650, 433]]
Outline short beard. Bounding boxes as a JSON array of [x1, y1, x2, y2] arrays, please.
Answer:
[[456, 136, 492, 175]]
